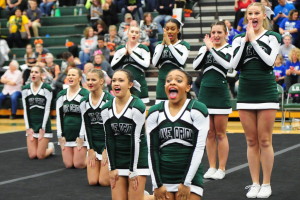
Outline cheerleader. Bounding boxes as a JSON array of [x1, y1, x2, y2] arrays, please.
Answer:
[[193, 21, 232, 180], [80, 69, 114, 186], [152, 18, 190, 103], [22, 65, 55, 159], [111, 25, 150, 104], [101, 69, 149, 200], [56, 67, 89, 168], [231, 3, 281, 198], [147, 69, 209, 200]]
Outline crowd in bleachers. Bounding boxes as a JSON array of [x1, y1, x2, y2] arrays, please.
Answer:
[[0, 0, 300, 119]]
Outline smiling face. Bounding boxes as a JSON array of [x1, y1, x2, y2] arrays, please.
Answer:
[[26, 44, 33, 53], [211, 25, 228, 47], [111, 71, 133, 98], [86, 72, 104, 92], [246, 5, 266, 32], [67, 68, 81, 87], [292, 12, 299, 20], [165, 21, 180, 43], [127, 26, 140, 43], [30, 66, 42, 83], [165, 70, 191, 104], [88, 28, 94, 37]]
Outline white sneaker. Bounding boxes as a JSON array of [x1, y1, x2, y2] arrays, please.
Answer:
[[203, 168, 217, 179], [245, 183, 261, 198], [211, 169, 226, 180], [48, 142, 55, 155], [257, 184, 272, 198]]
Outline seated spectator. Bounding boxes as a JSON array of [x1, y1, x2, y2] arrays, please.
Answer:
[[120, 20, 150, 47], [44, 53, 60, 81], [22, 44, 37, 84], [93, 51, 113, 78], [6, 0, 27, 16], [141, 12, 158, 53], [284, 47, 300, 92], [273, 54, 286, 87], [90, 0, 103, 26], [144, 0, 157, 12], [279, 33, 296, 64], [237, 17, 247, 33], [51, 62, 76, 94], [0, 0, 6, 10], [233, 0, 254, 28], [61, 51, 83, 71], [118, 13, 133, 38], [0, 39, 10, 68], [279, 9, 300, 47], [104, 25, 122, 61], [7, 8, 31, 48], [102, 0, 118, 28], [35, 42, 49, 66], [79, 27, 98, 65], [39, 0, 56, 16], [121, 0, 143, 22], [26, 0, 42, 37], [92, 35, 110, 62], [273, 0, 295, 32], [0, 60, 23, 119], [93, 19, 108, 36], [115, 0, 125, 13], [224, 19, 240, 45], [154, 0, 174, 33]]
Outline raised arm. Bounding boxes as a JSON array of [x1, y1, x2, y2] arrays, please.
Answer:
[[210, 46, 233, 70], [110, 46, 126, 70], [152, 43, 164, 68], [193, 46, 208, 70], [168, 43, 189, 66], [230, 35, 246, 69], [130, 46, 150, 70]]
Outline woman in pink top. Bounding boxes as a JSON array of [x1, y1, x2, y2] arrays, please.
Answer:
[[0, 60, 23, 119]]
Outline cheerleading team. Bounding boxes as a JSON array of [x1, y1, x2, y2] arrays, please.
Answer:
[[193, 21, 232, 180], [22, 65, 55, 159], [231, 2, 281, 198]]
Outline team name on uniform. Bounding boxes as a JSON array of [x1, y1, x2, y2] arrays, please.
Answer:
[[246, 44, 268, 57], [111, 123, 132, 135], [159, 126, 193, 142], [28, 97, 45, 106], [162, 49, 174, 59], [88, 112, 103, 124], [63, 104, 81, 113], [205, 54, 218, 65]]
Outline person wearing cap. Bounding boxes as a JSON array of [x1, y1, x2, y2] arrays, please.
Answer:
[[118, 13, 133, 38], [121, 0, 143, 22]]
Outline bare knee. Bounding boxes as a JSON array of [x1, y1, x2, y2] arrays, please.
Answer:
[[247, 138, 259, 148], [74, 161, 86, 169], [99, 178, 110, 186], [64, 161, 74, 168], [216, 132, 227, 141], [37, 152, 46, 160], [88, 179, 99, 186], [207, 130, 216, 139], [259, 138, 272, 148], [28, 152, 37, 159]]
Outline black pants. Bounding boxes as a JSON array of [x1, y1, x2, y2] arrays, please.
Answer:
[[59, 0, 76, 6], [7, 32, 24, 48]]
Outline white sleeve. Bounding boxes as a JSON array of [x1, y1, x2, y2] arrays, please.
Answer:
[[193, 46, 207, 70], [251, 35, 280, 67], [152, 44, 164, 68], [22, 89, 30, 129], [209, 46, 233, 69], [110, 47, 126, 69], [183, 109, 209, 187], [56, 95, 64, 138], [168, 44, 189, 65], [42, 88, 52, 130], [130, 47, 150, 69], [230, 36, 246, 69], [79, 101, 89, 148]]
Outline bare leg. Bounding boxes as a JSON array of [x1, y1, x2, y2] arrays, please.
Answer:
[[239, 110, 260, 184], [87, 160, 100, 185], [111, 176, 128, 200], [73, 147, 87, 168], [206, 115, 217, 169], [37, 138, 53, 159], [99, 150, 110, 186], [61, 147, 74, 168], [27, 136, 38, 159], [128, 176, 147, 200]]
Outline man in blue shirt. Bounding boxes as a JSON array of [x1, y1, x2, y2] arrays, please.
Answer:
[[273, 0, 295, 32]]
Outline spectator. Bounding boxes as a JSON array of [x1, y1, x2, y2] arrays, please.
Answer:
[[51, 62, 76, 94], [273, 54, 286, 87], [92, 35, 110, 62], [40, 0, 56, 16], [0, 0, 6, 10], [237, 17, 247, 32], [284, 47, 300, 92], [115, 0, 125, 13], [90, 0, 103, 26], [0, 60, 23, 119], [273, 0, 295, 32], [144, 0, 157, 12], [118, 13, 133, 38], [93, 52, 114, 78], [120, 20, 150, 47], [0, 39, 10, 68], [104, 25, 122, 62], [79, 27, 98, 65], [35, 42, 49, 66], [7, 8, 31, 48], [279, 9, 300, 46], [224, 19, 240, 45], [279, 33, 295, 63], [93, 19, 108, 36], [102, 0, 118, 28], [6, 0, 27, 16], [44, 53, 60, 81], [26, 0, 42, 37], [154, 0, 174, 33], [121, 0, 143, 22], [22, 44, 37, 85], [233, 0, 254, 29], [61, 51, 83, 71], [141, 12, 158, 53]]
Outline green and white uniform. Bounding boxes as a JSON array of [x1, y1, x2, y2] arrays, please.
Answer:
[[79, 91, 114, 160], [111, 44, 150, 103], [231, 30, 281, 109], [152, 40, 190, 103], [22, 82, 53, 138], [101, 95, 149, 176], [56, 87, 89, 147], [193, 44, 233, 114], [147, 99, 209, 196]]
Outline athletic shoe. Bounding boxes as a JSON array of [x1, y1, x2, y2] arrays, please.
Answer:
[[203, 168, 217, 179], [245, 183, 261, 198], [48, 142, 55, 155], [211, 169, 226, 180], [257, 184, 272, 198]]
